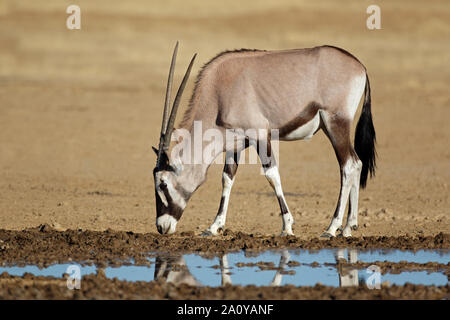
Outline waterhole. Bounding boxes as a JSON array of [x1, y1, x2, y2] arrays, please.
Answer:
[[1, 248, 448, 287]]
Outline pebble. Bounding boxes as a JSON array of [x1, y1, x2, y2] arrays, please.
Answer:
[[360, 209, 369, 217], [376, 208, 392, 216], [51, 222, 66, 232]]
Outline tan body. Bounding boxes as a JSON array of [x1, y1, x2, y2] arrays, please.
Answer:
[[153, 44, 376, 238], [181, 47, 365, 136]]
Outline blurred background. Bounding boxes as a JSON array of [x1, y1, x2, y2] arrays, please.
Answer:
[[0, 0, 448, 236]]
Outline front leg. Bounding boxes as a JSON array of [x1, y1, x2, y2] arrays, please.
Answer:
[[264, 165, 295, 236], [257, 138, 294, 236], [203, 151, 239, 236]]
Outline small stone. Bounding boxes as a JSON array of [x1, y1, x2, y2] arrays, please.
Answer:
[[376, 208, 392, 216], [0, 241, 9, 251], [39, 224, 53, 232], [96, 269, 106, 278], [51, 222, 66, 232]]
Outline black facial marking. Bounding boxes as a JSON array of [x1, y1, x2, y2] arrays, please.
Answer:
[[174, 184, 192, 203], [155, 182, 184, 221]]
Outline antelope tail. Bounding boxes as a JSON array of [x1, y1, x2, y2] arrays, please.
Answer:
[[354, 74, 376, 188]]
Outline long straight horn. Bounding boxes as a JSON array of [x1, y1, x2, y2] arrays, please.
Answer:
[[163, 53, 197, 150], [157, 41, 179, 165]]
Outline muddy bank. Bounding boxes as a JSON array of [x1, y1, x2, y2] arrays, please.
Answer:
[[333, 261, 450, 276], [0, 225, 448, 266], [231, 260, 450, 277], [0, 272, 448, 300]]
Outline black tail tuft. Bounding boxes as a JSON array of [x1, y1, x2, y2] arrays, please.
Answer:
[[355, 74, 376, 188]]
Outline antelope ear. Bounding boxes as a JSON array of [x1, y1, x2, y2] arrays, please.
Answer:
[[152, 146, 158, 155]]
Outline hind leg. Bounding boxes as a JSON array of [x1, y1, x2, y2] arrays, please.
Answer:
[[342, 159, 362, 237], [322, 157, 355, 237], [320, 113, 361, 238]]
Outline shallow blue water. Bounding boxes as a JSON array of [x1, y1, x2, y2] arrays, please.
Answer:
[[0, 248, 448, 288]]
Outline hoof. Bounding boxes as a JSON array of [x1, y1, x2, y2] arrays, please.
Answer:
[[342, 229, 352, 238], [320, 232, 334, 239], [201, 230, 215, 236], [280, 231, 294, 236]]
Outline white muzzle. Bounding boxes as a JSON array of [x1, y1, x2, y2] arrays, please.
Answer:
[[156, 214, 178, 235]]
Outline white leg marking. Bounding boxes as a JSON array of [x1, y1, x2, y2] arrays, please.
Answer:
[[265, 166, 294, 236], [325, 159, 358, 237], [206, 172, 234, 235], [343, 160, 362, 237]]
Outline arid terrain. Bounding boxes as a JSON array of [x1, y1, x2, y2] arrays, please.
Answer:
[[0, 227, 448, 299], [0, 0, 449, 299]]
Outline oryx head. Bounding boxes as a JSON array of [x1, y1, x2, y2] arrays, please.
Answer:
[[153, 42, 196, 235]]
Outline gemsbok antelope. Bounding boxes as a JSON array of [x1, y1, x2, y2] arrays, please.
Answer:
[[152, 42, 376, 238]]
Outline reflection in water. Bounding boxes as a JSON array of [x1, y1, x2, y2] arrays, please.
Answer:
[[0, 248, 447, 287], [270, 250, 291, 287], [335, 248, 362, 287], [153, 249, 363, 288], [154, 255, 201, 286], [219, 254, 232, 286]]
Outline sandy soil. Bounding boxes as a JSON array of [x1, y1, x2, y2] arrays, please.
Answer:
[[1, 0, 449, 238], [1, 227, 448, 266], [0, 227, 448, 299], [0, 272, 448, 300]]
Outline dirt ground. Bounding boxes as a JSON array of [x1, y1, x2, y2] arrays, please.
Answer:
[[1, 226, 448, 265], [0, 272, 448, 300], [0, 0, 449, 300], [1, 0, 449, 238], [0, 227, 448, 299]]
